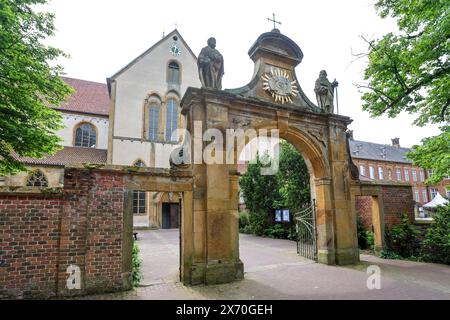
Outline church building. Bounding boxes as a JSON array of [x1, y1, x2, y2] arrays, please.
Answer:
[[1, 30, 199, 229]]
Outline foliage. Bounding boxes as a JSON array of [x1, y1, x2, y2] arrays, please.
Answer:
[[366, 231, 374, 248], [239, 141, 311, 240], [380, 249, 404, 260], [0, 0, 74, 175], [239, 152, 282, 217], [407, 126, 450, 184], [356, 217, 375, 250], [359, 0, 449, 183], [247, 211, 270, 236], [132, 241, 143, 288], [421, 204, 450, 265], [238, 211, 250, 233], [264, 224, 289, 239], [277, 141, 311, 212], [384, 214, 420, 258]]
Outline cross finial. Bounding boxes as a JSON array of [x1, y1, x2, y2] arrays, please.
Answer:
[[174, 22, 180, 30], [267, 13, 281, 30]]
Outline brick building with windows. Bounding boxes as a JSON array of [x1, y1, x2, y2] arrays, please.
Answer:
[[349, 133, 450, 205]]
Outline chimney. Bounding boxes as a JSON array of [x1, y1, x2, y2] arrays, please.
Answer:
[[391, 138, 400, 148], [347, 130, 354, 141]]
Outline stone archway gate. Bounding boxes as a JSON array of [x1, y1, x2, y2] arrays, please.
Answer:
[[179, 30, 361, 285]]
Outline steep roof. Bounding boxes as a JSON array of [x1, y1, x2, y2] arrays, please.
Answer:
[[107, 29, 197, 84], [57, 77, 110, 116], [14, 147, 107, 167], [349, 139, 412, 164]]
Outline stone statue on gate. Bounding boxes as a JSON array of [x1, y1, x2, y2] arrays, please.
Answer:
[[198, 37, 224, 90], [314, 70, 338, 113]]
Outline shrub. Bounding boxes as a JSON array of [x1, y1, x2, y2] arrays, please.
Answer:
[[366, 231, 374, 249], [421, 204, 450, 265], [384, 214, 420, 258], [265, 224, 288, 239], [132, 240, 143, 288], [239, 212, 250, 233], [248, 211, 270, 236], [357, 216, 369, 249]]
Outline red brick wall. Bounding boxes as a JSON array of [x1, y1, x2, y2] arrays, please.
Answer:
[[356, 196, 373, 230], [0, 194, 63, 299], [0, 168, 129, 299], [382, 185, 415, 227]]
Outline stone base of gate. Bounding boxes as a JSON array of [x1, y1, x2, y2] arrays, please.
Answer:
[[184, 260, 244, 285], [317, 250, 336, 265], [336, 248, 360, 265], [317, 248, 359, 265]]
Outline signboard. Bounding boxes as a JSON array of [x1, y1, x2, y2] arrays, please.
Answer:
[[282, 209, 290, 222], [274, 209, 290, 223], [275, 210, 282, 222]]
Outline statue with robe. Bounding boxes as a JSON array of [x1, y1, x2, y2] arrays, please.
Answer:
[[314, 70, 338, 113], [198, 37, 224, 90]]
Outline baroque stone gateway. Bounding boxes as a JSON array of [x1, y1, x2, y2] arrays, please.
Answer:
[[0, 28, 416, 299]]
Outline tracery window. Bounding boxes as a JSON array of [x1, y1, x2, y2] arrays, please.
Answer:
[[74, 123, 97, 148], [26, 170, 49, 187]]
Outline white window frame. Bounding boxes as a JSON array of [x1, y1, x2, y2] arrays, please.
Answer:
[[378, 167, 384, 180], [414, 189, 420, 202], [431, 188, 439, 199], [369, 166, 375, 180], [404, 169, 410, 182], [412, 169, 417, 182], [422, 190, 428, 203], [396, 168, 402, 181], [359, 165, 366, 176]]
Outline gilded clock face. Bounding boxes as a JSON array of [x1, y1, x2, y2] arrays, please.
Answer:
[[262, 68, 299, 104], [170, 43, 181, 56]]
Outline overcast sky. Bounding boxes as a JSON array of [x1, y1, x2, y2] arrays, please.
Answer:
[[40, 0, 440, 148]]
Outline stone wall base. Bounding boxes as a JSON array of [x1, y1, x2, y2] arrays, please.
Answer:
[[185, 260, 244, 285]]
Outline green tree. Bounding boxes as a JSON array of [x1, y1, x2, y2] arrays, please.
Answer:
[[277, 140, 311, 212], [0, 0, 73, 175], [239, 142, 311, 237], [239, 152, 282, 216], [421, 204, 450, 265], [408, 126, 450, 184], [358, 0, 449, 183]]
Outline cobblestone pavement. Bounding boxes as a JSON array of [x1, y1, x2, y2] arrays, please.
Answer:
[[80, 229, 450, 300]]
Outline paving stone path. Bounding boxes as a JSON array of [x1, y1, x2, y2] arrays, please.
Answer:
[[79, 229, 450, 300]]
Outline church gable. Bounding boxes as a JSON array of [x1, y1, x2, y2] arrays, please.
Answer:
[[107, 29, 197, 86]]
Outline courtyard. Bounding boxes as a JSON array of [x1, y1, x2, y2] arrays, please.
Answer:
[[81, 229, 450, 300]]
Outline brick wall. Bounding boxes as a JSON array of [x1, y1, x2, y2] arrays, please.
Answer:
[[0, 168, 130, 299], [0, 194, 63, 299], [356, 196, 372, 230], [381, 185, 415, 227], [356, 184, 415, 239]]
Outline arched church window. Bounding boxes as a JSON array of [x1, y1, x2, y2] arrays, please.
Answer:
[[167, 61, 181, 85], [165, 99, 178, 142], [148, 102, 159, 142], [74, 122, 97, 148], [26, 170, 49, 187]]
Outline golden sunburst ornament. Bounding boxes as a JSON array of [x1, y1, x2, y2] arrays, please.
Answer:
[[262, 68, 299, 104]]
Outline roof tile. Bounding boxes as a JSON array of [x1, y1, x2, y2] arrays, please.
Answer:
[[14, 147, 107, 166], [57, 77, 110, 116]]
